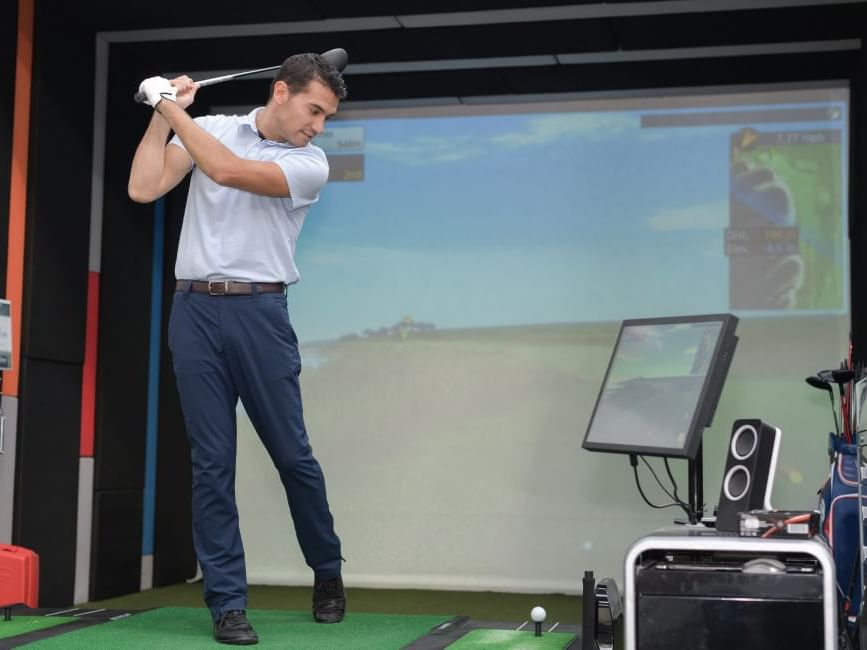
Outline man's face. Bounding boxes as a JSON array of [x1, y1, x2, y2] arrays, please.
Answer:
[[274, 79, 339, 147]]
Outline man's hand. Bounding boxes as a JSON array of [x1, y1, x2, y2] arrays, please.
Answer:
[[138, 76, 177, 108], [169, 75, 198, 110]]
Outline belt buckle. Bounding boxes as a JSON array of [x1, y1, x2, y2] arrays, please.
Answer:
[[208, 281, 229, 296]]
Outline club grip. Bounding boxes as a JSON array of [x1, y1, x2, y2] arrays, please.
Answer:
[[134, 90, 147, 104]]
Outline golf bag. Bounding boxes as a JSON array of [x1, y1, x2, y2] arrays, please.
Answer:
[[818, 433, 862, 626]]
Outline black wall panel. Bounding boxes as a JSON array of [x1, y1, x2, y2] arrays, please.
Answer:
[[92, 46, 156, 494], [90, 489, 143, 600], [42, 0, 322, 32], [613, 5, 867, 51], [0, 0, 16, 287], [12, 358, 81, 607], [315, 0, 592, 16], [11, 2, 93, 607]]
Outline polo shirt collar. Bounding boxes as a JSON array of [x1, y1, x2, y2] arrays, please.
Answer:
[[240, 107, 299, 148], [239, 107, 264, 136]]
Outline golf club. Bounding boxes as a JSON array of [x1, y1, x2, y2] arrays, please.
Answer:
[[806, 374, 841, 438], [822, 366, 856, 441], [133, 47, 348, 104], [820, 367, 855, 439]]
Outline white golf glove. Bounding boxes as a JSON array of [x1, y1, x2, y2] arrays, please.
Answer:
[[138, 76, 177, 108]]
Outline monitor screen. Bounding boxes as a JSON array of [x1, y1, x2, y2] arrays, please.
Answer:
[[582, 314, 739, 459]]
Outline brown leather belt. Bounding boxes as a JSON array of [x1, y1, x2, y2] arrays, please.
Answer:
[[176, 280, 286, 295]]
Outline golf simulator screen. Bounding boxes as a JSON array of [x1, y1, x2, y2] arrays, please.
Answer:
[[582, 314, 739, 459], [224, 82, 851, 592]]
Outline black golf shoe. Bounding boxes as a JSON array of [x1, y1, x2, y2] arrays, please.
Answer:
[[214, 610, 259, 645], [313, 576, 346, 623]]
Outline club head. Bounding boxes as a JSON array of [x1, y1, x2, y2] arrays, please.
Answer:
[[806, 375, 832, 393], [321, 48, 348, 72]]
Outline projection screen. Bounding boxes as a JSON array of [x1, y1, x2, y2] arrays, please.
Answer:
[[229, 82, 850, 593]]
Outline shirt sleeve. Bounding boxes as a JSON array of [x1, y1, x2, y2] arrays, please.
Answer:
[[274, 147, 330, 209]]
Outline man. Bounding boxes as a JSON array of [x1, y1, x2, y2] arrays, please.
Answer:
[[128, 53, 347, 645]]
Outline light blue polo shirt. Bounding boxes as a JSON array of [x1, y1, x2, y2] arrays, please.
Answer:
[[169, 108, 329, 285]]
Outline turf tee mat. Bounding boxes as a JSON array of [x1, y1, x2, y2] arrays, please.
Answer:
[[446, 628, 575, 648], [404, 617, 580, 649], [17, 607, 450, 649]]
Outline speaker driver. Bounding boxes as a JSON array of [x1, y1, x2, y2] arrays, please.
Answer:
[[732, 424, 758, 460], [723, 465, 750, 501]]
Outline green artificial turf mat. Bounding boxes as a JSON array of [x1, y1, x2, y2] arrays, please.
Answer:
[[0, 615, 74, 639], [83, 583, 581, 624], [24, 607, 448, 649], [447, 628, 575, 649]]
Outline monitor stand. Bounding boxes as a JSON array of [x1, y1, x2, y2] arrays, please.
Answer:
[[687, 442, 703, 525], [670, 443, 704, 526]]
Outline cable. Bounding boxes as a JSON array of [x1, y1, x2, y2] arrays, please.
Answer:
[[631, 464, 680, 510], [630, 455, 691, 518], [663, 457, 682, 506], [640, 456, 680, 503], [760, 513, 812, 538]]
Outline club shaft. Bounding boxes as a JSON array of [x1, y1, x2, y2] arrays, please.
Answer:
[[197, 65, 282, 87], [134, 48, 345, 104], [133, 64, 281, 103]]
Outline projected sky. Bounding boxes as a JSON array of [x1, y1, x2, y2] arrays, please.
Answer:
[[290, 94, 848, 343]]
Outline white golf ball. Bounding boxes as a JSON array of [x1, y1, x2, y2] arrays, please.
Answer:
[[530, 606, 546, 623]]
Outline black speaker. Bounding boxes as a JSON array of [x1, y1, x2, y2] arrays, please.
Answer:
[[715, 419, 781, 532]]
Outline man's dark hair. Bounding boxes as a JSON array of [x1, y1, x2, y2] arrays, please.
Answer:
[[269, 52, 347, 101]]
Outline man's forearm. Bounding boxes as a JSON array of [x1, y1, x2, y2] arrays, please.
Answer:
[[156, 100, 239, 184], [128, 112, 174, 202]]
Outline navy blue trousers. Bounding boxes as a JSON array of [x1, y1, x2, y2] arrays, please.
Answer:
[[168, 287, 342, 621]]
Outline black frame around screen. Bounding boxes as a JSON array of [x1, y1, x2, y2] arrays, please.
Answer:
[[582, 313, 739, 460]]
